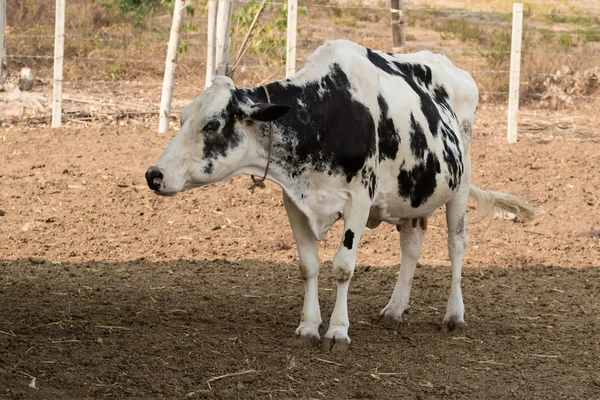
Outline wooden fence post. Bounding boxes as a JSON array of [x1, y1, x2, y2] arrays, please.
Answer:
[[507, 2, 523, 144], [0, 0, 7, 84], [158, 0, 187, 134], [286, 0, 297, 77], [52, 0, 65, 128], [215, 0, 233, 76], [205, 0, 217, 88], [390, 0, 405, 51]]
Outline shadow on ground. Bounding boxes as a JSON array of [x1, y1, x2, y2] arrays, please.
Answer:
[[1, 259, 599, 399]]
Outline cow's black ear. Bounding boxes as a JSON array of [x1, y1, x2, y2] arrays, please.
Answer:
[[250, 103, 291, 122]]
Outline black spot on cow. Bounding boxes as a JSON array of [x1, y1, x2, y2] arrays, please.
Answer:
[[377, 95, 399, 160], [440, 122, 463, 190], [343, 229, 355, 250], [409, 113, 427, 160], [369, 172, 376, 199], [392, 61, 442, 137], [394, 62, 433, 88], [203, 160, 214, 175], [398, 152, 441, 208], [239, 64, 376, 183], [366, 51, 433, 90], [366, 49, 400, 76], [434, 85, 452, 114], [361, 166, 377, 199], [202, 97, 243, 160]]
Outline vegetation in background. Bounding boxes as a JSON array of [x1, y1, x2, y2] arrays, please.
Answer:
[[4, 0, 599, 107], [109, 63, 124, 77], [101, 0, 166, 27], [544, 11, 599, 25], [330, 5, 384, 27], [405, 8, 600, 103], [231, 0, 308, 63]]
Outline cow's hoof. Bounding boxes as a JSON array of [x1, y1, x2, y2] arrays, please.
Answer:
[[377, 312, 404, 330], [441, 316, 466, 333], [322, 330, 351, 352], [295, 324, 321, 347], [377, 306, 410, 330]]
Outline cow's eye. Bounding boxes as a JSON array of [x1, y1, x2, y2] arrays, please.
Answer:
[[202, 121, 220, 132]]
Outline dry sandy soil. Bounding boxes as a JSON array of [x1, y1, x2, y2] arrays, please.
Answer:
[[3, 0, 600, 398], [1, 103, 599, 399]]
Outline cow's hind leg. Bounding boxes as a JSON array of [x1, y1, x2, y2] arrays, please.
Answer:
[[442, 184, 469, 332], [323, 200, 370, 352], [283, 193, 322, 346], [378, 219, 426, 329]]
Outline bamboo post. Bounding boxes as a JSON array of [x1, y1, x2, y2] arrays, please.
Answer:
[[507, 2, 523, 144], [205, 0, 217, 88], [0, 0, 7, 84], [215, 0, 234, 76], [390, 0, 405, 51], [286, 0, 297, 77], [52, 0, 65, 128], [158, 0, 187, 134], [400, 0, 406, 48]]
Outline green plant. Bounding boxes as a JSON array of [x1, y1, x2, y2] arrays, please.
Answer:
[[481, 31, 511, 67], [545, 11, 599, 25], [558, 33, 574, 48], [182, 3, 199, 33], [179, 6, 199, 54], [577, 29, 600, 43], [438, 19, 488, 43], [179, 41, 189, 53], [232, 0, 308, 63], [109, 63, 124, 77], [101, 0, 166, 27], [538, 28, 556, 44], [347, 6, 382, 23], [333, 17, 357, 27]]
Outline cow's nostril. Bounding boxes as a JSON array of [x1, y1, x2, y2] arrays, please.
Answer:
[[145, 169, 163, 191]]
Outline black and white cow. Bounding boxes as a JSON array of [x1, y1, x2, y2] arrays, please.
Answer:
[[145, 40, 534, 351]]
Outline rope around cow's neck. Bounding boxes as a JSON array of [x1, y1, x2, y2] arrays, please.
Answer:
[[249, 85, 274, 193]]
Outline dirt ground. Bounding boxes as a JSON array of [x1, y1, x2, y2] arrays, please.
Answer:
[[1, 104, 599, 399]]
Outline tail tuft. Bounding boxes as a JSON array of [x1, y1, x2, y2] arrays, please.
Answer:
[[469, 185, 535, 223]]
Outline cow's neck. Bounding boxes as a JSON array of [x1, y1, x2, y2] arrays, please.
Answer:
[[235, 69, 376, 196], [233, 83, 305, 194]]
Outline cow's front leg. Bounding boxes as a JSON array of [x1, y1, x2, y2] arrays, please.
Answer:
[[283, 193, 322, 346], [378, 218, 426, 329], [323, 205, 369, 352]]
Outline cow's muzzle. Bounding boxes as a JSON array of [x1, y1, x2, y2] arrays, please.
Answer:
[[145, 168, 163, 192]]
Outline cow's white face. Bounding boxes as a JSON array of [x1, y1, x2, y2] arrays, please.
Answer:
[[145, 77, 289, 195]]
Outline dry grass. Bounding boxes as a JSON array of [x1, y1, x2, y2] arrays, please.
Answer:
[[4, 0, 600, 110]]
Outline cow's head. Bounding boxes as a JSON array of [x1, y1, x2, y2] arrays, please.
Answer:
[[145, 77, 290, 195]]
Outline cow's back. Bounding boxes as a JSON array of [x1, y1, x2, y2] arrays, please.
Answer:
[[298, 40, 478, 129]]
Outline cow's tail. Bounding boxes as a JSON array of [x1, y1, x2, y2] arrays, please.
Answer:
[[468, 185, 535, 223]]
